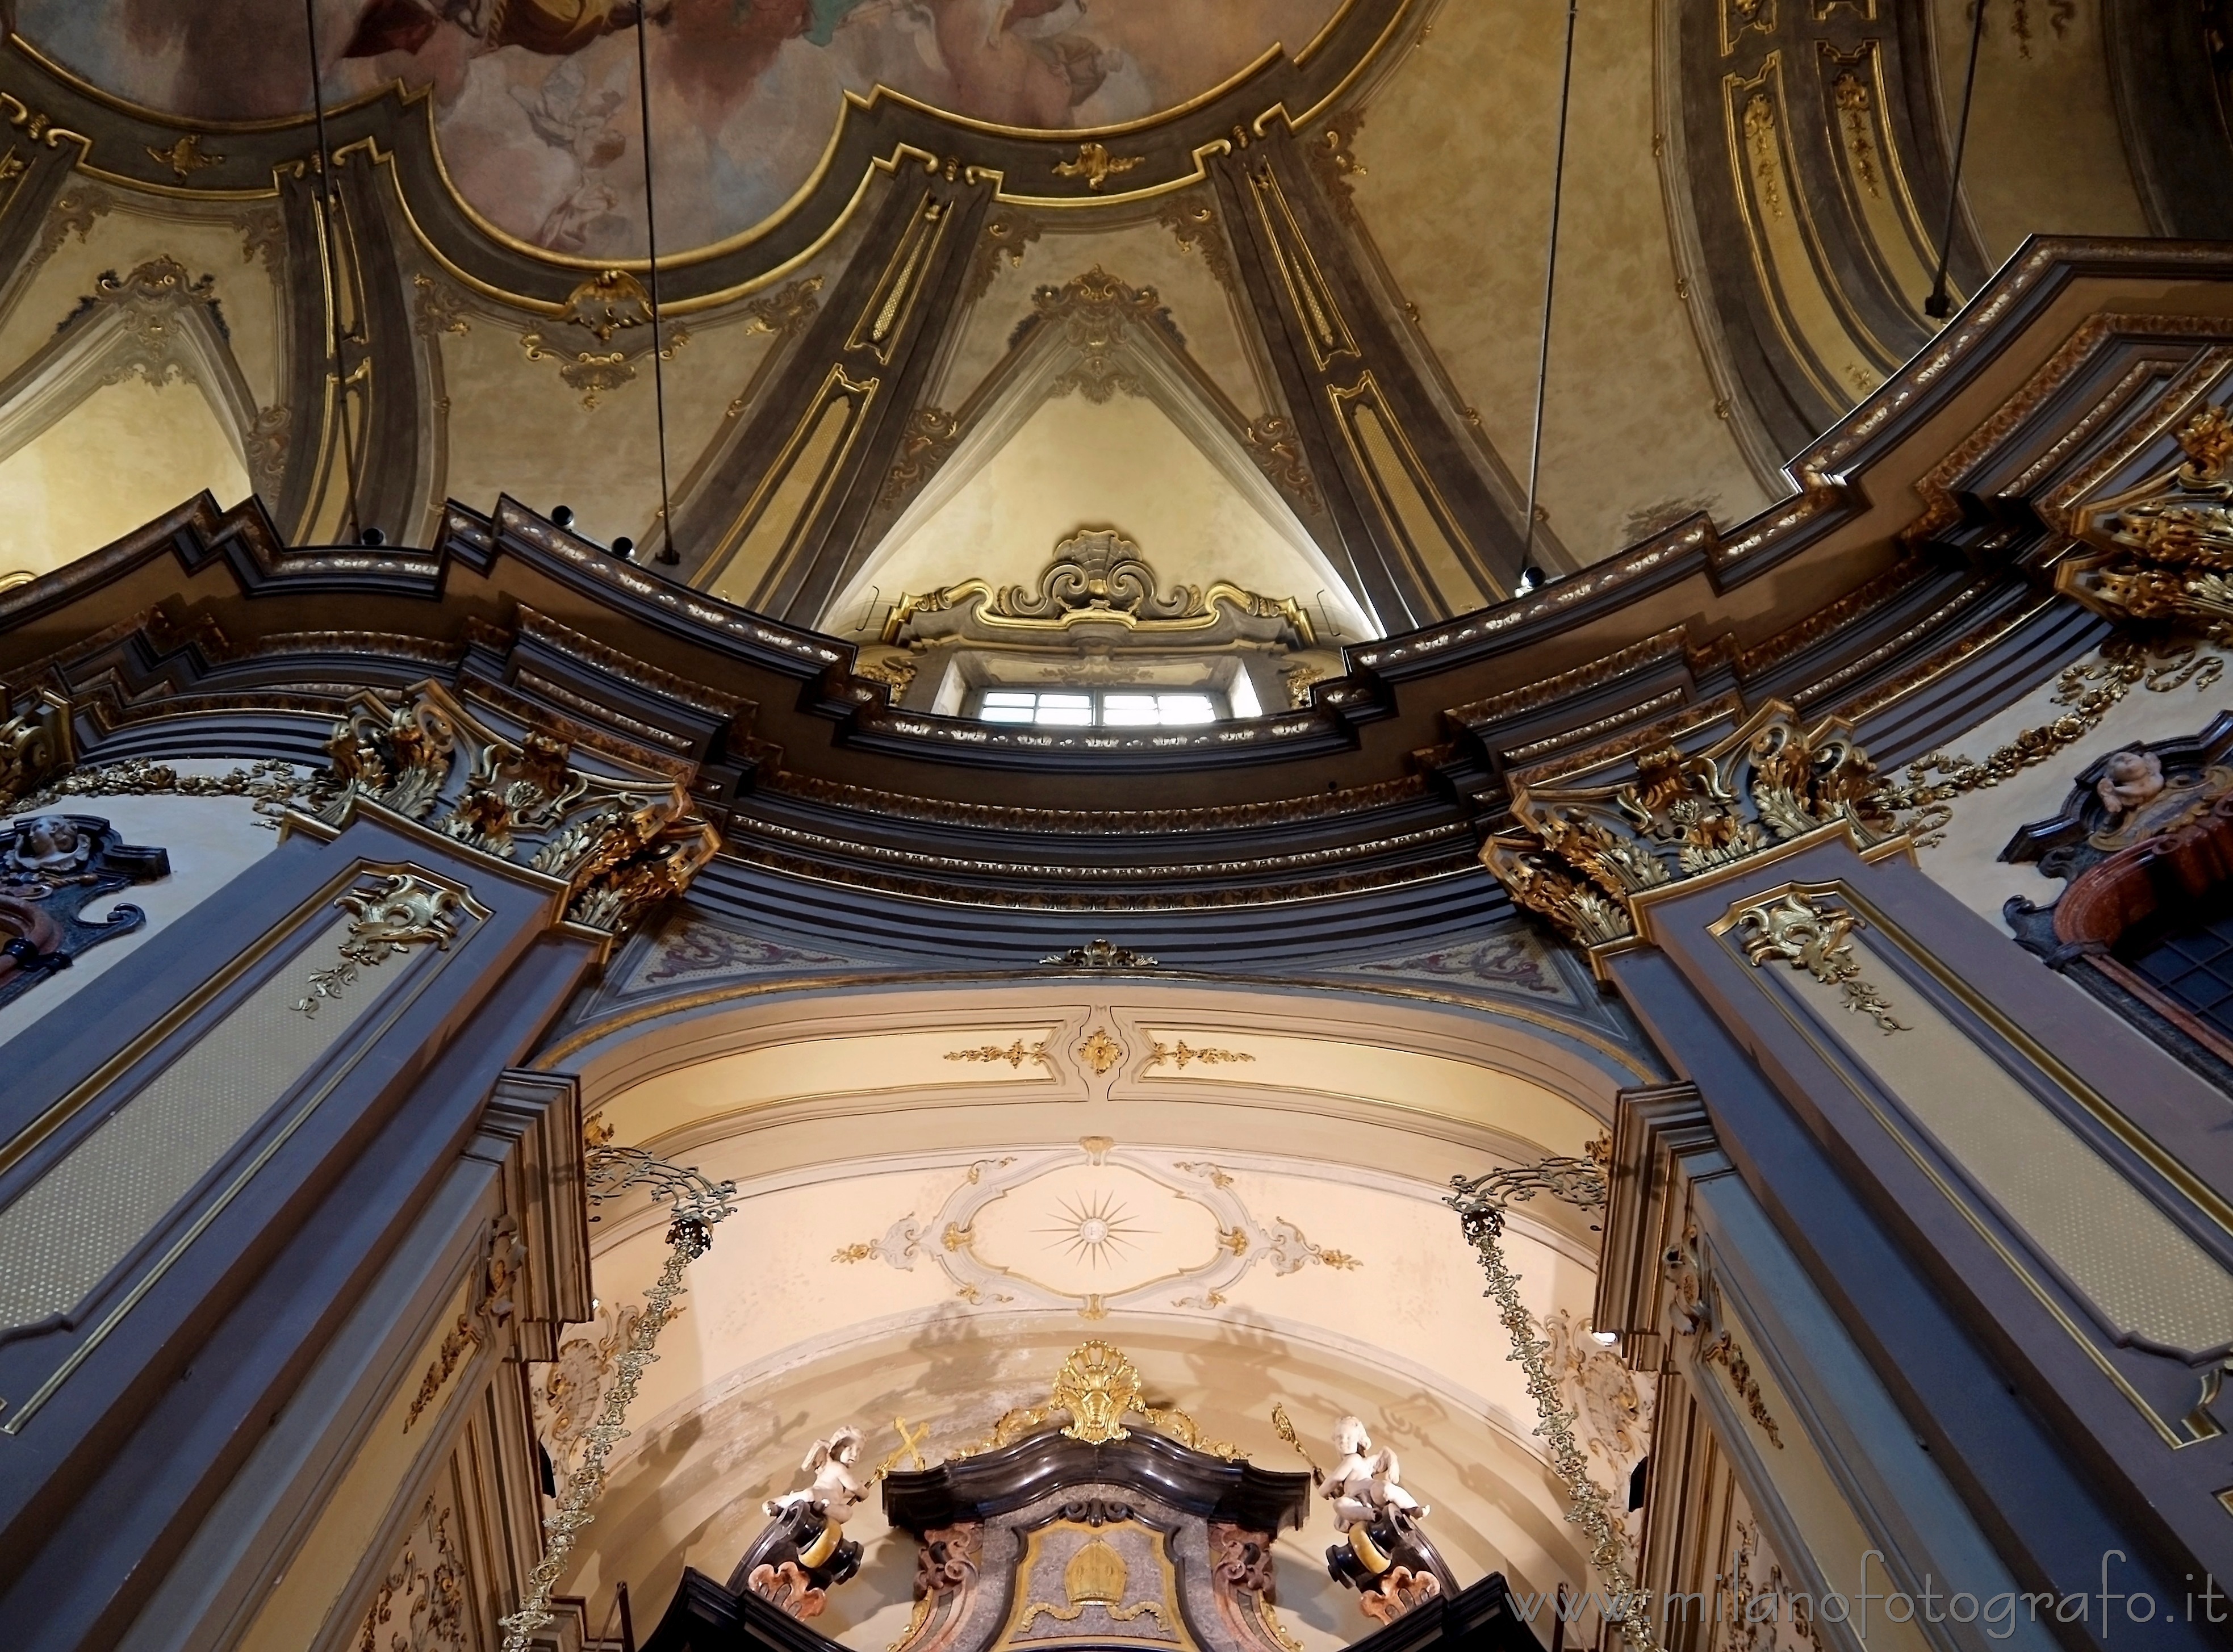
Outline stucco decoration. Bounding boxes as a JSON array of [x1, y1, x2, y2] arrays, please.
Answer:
[[532, 1300, 643, 1496], [1329, 932, 1578, 1005], [20, 0, 1343, 258], [833, 1142, 1362, 1319], [617, 913, 856, 994], [1538, 1308, 1653, 1561]]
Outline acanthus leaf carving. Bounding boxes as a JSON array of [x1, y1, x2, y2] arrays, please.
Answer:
[[1483, 701, 1894, 948], [315, 681, 716, 938], [2067, 402, 2233, 634]]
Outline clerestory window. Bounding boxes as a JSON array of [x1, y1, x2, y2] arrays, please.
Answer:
[[972, 688, 1225, 727]]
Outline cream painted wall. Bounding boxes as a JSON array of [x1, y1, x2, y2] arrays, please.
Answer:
[[842, 392, 1354, 631], [1905, 642, 2231, 930], [561, 1151, 1599, 1652], [1928, 0, 2148, 265], [0, 374, 249, 579], [1349, 0, 1772, 562], [0, 779, 292, 1047]]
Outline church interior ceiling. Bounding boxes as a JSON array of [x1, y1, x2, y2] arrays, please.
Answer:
[[0, 0, 2205, 625], [6, 6, 2233, 1650]]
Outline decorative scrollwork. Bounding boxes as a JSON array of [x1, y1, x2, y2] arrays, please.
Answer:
[[1445, 1161, 1660, 1652], [1483, 701, 1892, 948], [1873, 637, 2221, 847], [2065, 403, 2233, 634], [499, 1145, 735, 1652], [586, 1142, 739, 1252], [1730, 891, 1908, 1035], [1040, 938, 1159, 969], [316, 683, 717, 938], [294, 873, 466, 1017]]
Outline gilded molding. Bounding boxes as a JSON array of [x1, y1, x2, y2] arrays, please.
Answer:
[[757, 771, 1429, 833], [314, 680, 717, 936], [1482, 700, 1891, 947], [1726, 889, 1906, 1035]]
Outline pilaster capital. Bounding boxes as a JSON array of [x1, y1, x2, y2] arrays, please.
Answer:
[[1481, 698, 1899, 961], [308, 679, 718, 939]]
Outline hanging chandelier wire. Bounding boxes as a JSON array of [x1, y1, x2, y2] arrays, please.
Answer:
[[300, 0, 366, 544], [1925, 0, 1989, 319], [1517, 0, 1579, 588], [633, 5, 680, 564]]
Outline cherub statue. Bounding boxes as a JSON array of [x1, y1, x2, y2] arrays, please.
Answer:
[[2096, 749, 2166, 822], [765, 1427, 869, 1521], [1322, 1416, 1429, 1530]]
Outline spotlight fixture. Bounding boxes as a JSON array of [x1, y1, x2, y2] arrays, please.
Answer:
[[551, 504, 575, 529], [358, 526, 384, 546], [1515, 563, 1548, 596], [612, 536, 636, 559]]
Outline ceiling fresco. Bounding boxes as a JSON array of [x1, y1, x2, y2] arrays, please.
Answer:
[[17, 0, 1345, 257]]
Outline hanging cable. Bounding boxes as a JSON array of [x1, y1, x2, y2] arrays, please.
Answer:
[[1925, 0, 1988, 319], [633, 7, 679, 565], [301, 0, 367, 543], [1517, 0, 1579, 595]]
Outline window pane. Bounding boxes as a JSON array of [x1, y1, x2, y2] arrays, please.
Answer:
[[1035, 693, 1094, 726], [1099, 693, 1160, 726], [978, 691, 1038, 723], [1156, 693, 1218, 725]]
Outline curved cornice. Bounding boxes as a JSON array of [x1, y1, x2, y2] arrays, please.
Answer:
[[2, 239, 2228, 924], [0, 1, 1416, 312]]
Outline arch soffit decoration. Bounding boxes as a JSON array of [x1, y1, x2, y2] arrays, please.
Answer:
[[543, 978, 1625, 1214], [0, 0, 1421, 315]]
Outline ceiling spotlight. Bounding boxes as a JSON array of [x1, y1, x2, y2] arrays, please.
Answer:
[[1515, 563, 1548, 596], [357, 526, 384, 546], [1590, 1329, 1621, 1347], [611, 536, 635, 559], [551, 504, 575, 529]]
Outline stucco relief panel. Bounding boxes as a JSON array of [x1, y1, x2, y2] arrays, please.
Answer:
[[835, 1141, 1364, 1319]]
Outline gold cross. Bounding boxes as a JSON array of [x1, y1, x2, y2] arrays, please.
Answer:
[[873, 1415, 931, 1480]]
